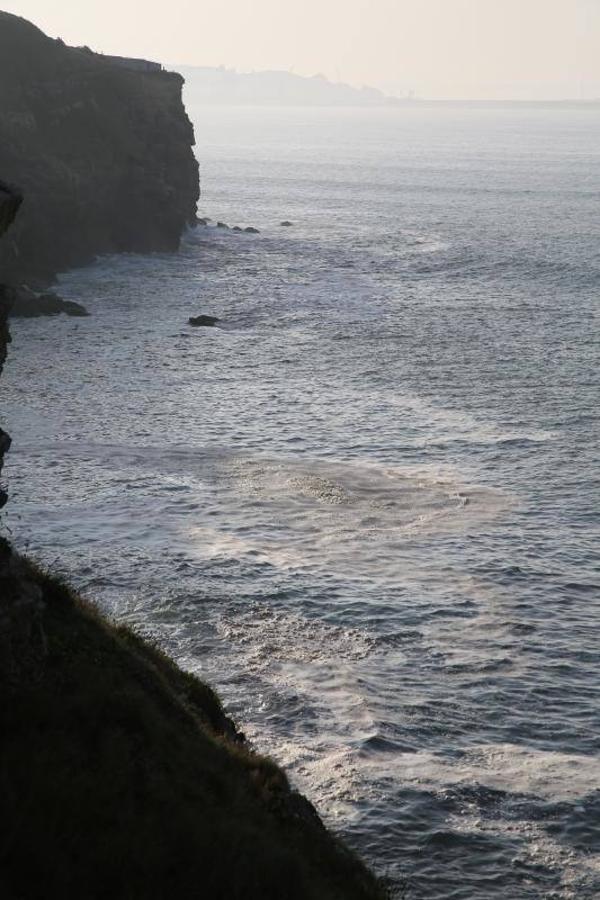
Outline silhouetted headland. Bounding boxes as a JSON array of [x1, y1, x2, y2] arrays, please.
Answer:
[[0, 12, 199, 290]]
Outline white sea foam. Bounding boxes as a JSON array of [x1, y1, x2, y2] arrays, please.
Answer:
[[216, 605, 377, 666], [195, 455, 512, 575], [394, 743, 600, 802], [447, 807, 600, 900]]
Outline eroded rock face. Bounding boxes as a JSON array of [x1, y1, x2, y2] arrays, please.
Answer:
[[0, 12, 199, 286], [0, 180, 22, 235], [0, 182, 21, 512]]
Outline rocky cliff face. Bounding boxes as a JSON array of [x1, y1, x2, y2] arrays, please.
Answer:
[[0, 181, 22, 512], [0, 12, 199, 286]]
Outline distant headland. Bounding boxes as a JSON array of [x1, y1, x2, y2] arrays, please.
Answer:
[[177, 65, 600, 109]]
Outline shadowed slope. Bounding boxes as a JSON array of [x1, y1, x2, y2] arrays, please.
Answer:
[[0, 555, 387, 900]]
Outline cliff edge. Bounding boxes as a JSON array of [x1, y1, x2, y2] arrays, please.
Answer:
[[0, 559, 386, 900], [0, 12, 199, 286]]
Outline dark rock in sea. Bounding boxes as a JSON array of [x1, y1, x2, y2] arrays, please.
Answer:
[[189, 314, 220, 327], [216, 222, 230, 229], [10, 287, 89, 318], [232, 226, 243, 232], [196, 217, 209, 226], [280, 221, 294, 227], [244, 226, 260, 234], [0, 12, 199, 287]]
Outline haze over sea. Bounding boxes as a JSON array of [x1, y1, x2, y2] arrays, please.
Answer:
[[3, 105, 600, 898]]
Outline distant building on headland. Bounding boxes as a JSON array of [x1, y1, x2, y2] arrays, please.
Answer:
[[73, 44, 163, 73], [102, 55, 162, 73]]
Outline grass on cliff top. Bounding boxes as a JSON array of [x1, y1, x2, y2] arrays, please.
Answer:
[[0, 554, 387, 900]]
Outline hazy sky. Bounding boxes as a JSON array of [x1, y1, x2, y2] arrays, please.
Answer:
[[3, 0, 600, 99]]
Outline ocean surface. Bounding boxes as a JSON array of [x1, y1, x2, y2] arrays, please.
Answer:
[[3, 105, 600, 898]]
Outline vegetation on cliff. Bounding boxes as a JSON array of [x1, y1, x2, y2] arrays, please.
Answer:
[[0, 553, 386, 900], [0, 12, 199, 286]]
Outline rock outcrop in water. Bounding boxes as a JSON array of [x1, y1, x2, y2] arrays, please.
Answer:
[[9, 286, 89, 318], [189, 314, 220, 327], [0, 12, 199, 287]]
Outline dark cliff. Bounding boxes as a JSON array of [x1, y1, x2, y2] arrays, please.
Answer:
[[0, 560, 387, 900], [0, 181, 21, 510], [0, 12, 199, 286]]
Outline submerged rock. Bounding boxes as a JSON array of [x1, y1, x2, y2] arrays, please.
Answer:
[[244, 226, 260, 234], [10, 287, 89, 318], [232, 226, 243, 232], [216, 221, 230, 229], [196, 217, 209, 226], [280, 221, 294, 227], [188, 314, 220, 327]]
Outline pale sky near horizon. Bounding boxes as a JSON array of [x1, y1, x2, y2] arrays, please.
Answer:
[[2, 0, 599, 100]]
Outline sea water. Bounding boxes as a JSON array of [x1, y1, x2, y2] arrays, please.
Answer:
[[2, 105, 600, 898]]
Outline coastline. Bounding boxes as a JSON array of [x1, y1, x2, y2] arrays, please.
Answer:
[[0, 14, 386, 896], [3, 10, 599, 894]]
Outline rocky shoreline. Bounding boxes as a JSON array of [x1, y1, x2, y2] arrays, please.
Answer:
[[8, 285, 89, 318]]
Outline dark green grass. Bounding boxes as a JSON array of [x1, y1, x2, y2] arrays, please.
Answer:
[[0, 556, 387, 900]]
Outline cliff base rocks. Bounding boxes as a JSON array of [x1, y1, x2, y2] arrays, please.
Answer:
[[9, 286, 89, 318], [0, 183, 20, 512], [0, 180, 22, 234]]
